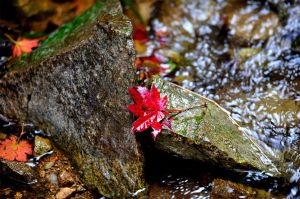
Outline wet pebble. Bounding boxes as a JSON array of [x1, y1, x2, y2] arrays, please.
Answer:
[[14, 192, 22, 199], [0, 132, 7, 140], [55, 187, 76, 199], [39, 170, 46, 178], [34, 135, 53, 156], [58, 170, 75, 187], [44, 161, 55, 170]]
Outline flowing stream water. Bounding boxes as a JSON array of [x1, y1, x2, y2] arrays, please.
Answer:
[[134, 0, 300, 198]]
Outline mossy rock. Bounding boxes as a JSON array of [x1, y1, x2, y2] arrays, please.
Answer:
[[153, 76, 282, 177], [0, 1, 146, 198]]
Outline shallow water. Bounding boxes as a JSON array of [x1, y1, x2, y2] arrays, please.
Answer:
[[136, 0, 300, 197]]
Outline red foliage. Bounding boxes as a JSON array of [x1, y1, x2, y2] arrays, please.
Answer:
[[0, 136, 33, 162], [128, 85, 171, 139], [135, 56, 164, 80], [12, 38, 40, 57], [133, 25, 149, 44], [140, 56, 160, 63]]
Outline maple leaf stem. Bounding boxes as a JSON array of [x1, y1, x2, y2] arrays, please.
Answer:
[[4, 33, 17, 44], [17, 123, 25, 143], [166, 109, 182, 113], [167, 103, 208, 117]]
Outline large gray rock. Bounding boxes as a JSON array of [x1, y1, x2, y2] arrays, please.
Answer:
[[0, 1, 145, 198]]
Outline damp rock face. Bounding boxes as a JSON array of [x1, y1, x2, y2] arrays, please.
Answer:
[[0, 1, 145, 198], [153, 77, 282, 177]]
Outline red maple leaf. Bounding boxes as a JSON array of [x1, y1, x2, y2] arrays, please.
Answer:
[[12, 38, 40, 57], [0, 136, 33, 162], [128, 85, 170, 139]]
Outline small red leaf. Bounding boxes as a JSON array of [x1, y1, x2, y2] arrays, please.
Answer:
[[127, 104, 145, 117], [151, 122, 162, 139], [136, 86, 153, 110], [161, 96, 168, 108], [128, 87, 144, 105], [0, 136, 32, 162], [151, 85, 161, 102], [136, 86, 151, 100], [132, 112, 157, 133], [151, 85, 168, 111], [128, 85, 171, 139], [12, 38, 40, 57]]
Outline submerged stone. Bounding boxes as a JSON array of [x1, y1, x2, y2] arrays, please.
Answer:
[[0, 1, 145, 198], [225, 2, 279, 43], [0, 160, 37, 184], [210, 178, 281, 198], [152, 77, 282, 177], [34, 136, 52, 156]]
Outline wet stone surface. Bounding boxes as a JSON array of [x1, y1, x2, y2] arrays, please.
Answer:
[[34, 136, 52, 156]]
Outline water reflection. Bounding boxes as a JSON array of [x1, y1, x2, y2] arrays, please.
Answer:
[[146, 0, 300, 197]]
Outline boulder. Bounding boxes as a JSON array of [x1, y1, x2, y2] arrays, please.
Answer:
[[153, 77, 282, 177], [0, 1, 145, 198]]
